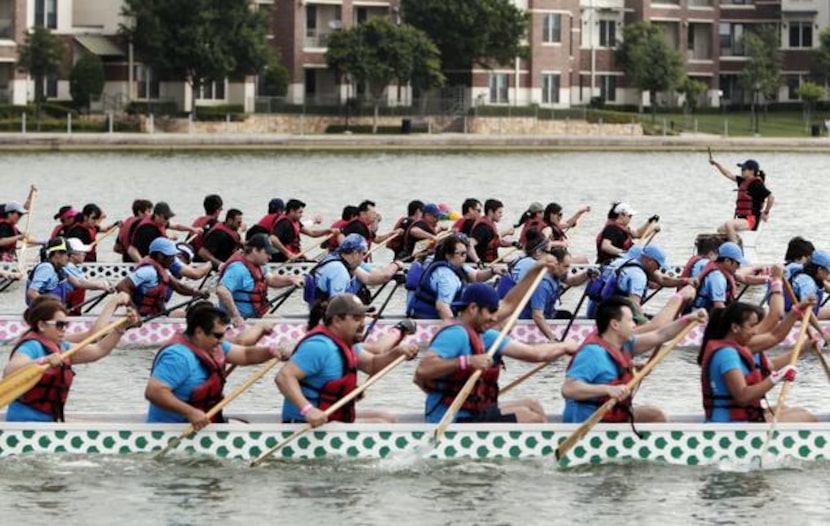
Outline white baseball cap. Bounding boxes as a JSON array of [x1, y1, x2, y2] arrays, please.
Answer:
[[66, 237, 92, 254], [613, 202, 637, 216]]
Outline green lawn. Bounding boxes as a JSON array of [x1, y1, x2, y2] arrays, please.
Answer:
[[637, 111, 827, 137]]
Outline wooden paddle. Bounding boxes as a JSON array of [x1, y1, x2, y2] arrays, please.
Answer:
[[15, 188, 37, 276], [412, 231, 453, 258], [89, 224, 119, 249], [250, 348, 412, 467], [0, 317, 129, 411], [555, 319, 700, 462], [431, 268, 547, 444], [488, 247, 519, 267], [153, 355, 283, 459], [639, 223, 659, 247], [500, 284, 590, 396], [364, 232, 400, 261], [781, 279, 830, 381], [759, 307, 811, 465]]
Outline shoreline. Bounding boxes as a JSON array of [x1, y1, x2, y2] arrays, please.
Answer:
[[0, 132, 829, 153]]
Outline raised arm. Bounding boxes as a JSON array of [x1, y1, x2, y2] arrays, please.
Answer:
[[710, 159, 737, 182]]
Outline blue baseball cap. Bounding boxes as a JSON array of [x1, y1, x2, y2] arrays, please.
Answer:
[[423, 203, 441, 217], [268, 198, 284, 214], [810, 250, 830, 272], [452, 283, 500, 312], [718, 242, 746, 265], [149, 237, 178, 257], [738, 159, 760, 172], [641, 244, 668, 270], [339, 233, 368, 253]]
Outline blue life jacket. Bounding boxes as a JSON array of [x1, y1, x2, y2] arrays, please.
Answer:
[[496, 256, 534, 299], [587, 258, 644, 303], [303, 256, 356, 305], [26, 262, 71, 306], [406, 260, 467, 318]]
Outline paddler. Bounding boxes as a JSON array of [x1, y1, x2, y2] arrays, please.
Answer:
[[3, 292, 137, 422], [127, 201, 197, 262], [595, 202, 659, 266], [413, 281, 578, 424], [451, 198, 482, 237], [339, 200, 401, 250], [271, 198, 337, 263], [145, 303, 291, 428], [62, 238, 114, 315], [65, 203, 118, 263], [402, 202, 444, 258], [709, 157, 774, 243], [195, 208, 244, 269], [388, 200, 423, 259], [114, 199, 152, 263], [470, 198, 515, 264], [275, 293, 419, 426], [49, 206, 78, 240], [561, 296, 708, 424]]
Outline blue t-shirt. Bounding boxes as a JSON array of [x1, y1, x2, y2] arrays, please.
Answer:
[[563, 338, 635, 423], [5, 339, 72, 422], [511, 256, 536, 284], [146, 340, 232, 423], [281, 334, 363, 422], [218, 260, 268, 319], [431, 265, 466, 305], [314, 257, 370, 297], [63, 262, 84, 281], [520, 273, 560, 319], [617, 263, 648, 301], [695, 269, 729, 308], [26, 263, 65, 302], [690, 258, 708, 279], [130, 264, 176, 304], [705, 346, 752, 423], [424, 326, 510, 423], [791, 272, 822, 312]]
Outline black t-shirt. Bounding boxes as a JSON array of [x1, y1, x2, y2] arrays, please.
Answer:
[[736, 176, 771, 217], [203, 229, 239, 262], [596, 224, 630, 265], [132, 223, 161, 258], [0, 222, 17, 251], [470, 222, 496, 262], [272, 218, 298, 263], [342, 220, 372, 241]]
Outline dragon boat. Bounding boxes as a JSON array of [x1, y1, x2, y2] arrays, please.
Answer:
[[0, 412, 827, 467]]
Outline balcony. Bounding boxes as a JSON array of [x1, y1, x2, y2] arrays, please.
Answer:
[[782, 0, 819, 13], [304, 28, 332, 49]]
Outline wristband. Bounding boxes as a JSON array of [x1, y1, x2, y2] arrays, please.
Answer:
[[459, 355, 467, 371], [681, 315, 692, 325], [36, 357, 48, 366], [769, 279, 782, 288], [300, 403, 314, 416], [792, 305, 804, 316]]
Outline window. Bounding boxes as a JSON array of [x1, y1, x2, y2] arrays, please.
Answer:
[[489, 73, 508, 104], [789, 22, 813, 48], [599, 20, 616, 48], [44, 74, 58, 99], [198, 80, 226, 101], [542, 14, 561, 44], [599, 75, 617, 102], [355, 7, 367, 25], [136, 65, 160, 99], [787, 77, 800, 100], [542, 74, 560, 104], [306, 5, 317, 37], [34, 0, 57, 29], [305, 69, 316, 96], [719, 23, 744, 56]]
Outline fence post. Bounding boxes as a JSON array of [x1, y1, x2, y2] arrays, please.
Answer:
[[148, 113, 155, 134], [599, 117, 603, 135], [21, 112, 26, 134], [67, 112, 72, 134], [694, 119, 698, 134], [723, 119, 728, 137], [108, 111, 114, 133], [188, 112, 194, 134], [662, 118, 667, 137]]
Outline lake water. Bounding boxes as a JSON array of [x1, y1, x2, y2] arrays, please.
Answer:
[[2, 150, 830, 524]]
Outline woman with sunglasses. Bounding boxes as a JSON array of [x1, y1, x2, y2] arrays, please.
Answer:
[[3, 292, 135, 422]]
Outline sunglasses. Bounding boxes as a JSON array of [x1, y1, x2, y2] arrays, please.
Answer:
[[44, 320, 70, 330], [454, 251, 468, 257]]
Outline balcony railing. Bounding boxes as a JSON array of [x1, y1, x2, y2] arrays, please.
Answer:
[[304, 29, 331, 49]]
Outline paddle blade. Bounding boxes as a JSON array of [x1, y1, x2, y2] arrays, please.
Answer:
[[0, 364, 46, 410]]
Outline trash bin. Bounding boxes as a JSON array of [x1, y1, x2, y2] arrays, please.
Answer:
[[811, 124, 821, 137], [401, 118, 412, 134]]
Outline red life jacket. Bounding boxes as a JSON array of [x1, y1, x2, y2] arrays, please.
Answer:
[[326, 219, 350, 250], [115, 215, 139, 254], [519, 218, 547, 247], [130, 217, 167, 253], [695, 261, 736, 306], [0, 218, 21, 260], [10, 332, 74, 422], [677, 255, 706, 291], [344, 217, 375, 245], [423, 324, 501, 416], [133, 257, 170, 316], [190, 215, 218, 253], [219, 253, 269, 317], [202, 222, 241, 260], [595, 221, 633, 263], [700, 339, 771, 422], [387, 216, 410, 254], [68, 223, 98, 262], [549, 221, 567, 242], [65, 287, 86, 316], [256, 212, 281, 232], [566, 332, 634, 423], [734, 177, 755, 219], [297, 325, 359, 423], [403, 219, 436, 256], [274, 215, 301, 254], [153, 334, 226, 422], [471, 216, 501, 262], [50, 223, 69, 240]]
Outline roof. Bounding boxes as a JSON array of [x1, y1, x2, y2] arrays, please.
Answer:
[[74, 34, 124, 57]]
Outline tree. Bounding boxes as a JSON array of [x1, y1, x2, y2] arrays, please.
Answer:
[[70, 53, 105, 112], [680, 77, 707, 116], [260, 55, 290, 98], [326, 17, 444, 132], [812, 27, 830, 85], [16, 26, 65, 127], [121, 0, 271, 113], [796, 81, 825, 129], [740, 24, 781, 125], [615, 22, 684, 121], [402, 0, 527, 77]]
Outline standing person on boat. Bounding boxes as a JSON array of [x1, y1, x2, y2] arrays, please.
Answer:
[[402, 202, 444, 258], [271, 199, 337, 263], [49, 206, 78, 240], [305, 234, 403, 328], [215, 234, 304, 327], [709, 158, 774, 243], [63, 238, 114, 315], [195, 208, 244, 269], [561, 296, 708, 424], [414, 282, 578, 424], [595, 202, 659, 266], [189, 194, 224, 257], [3, 293, 137, 422], [276, 293, 419, 426], [114, 199, 153, 263], [699, 300, 816, 424], [116, 237, 209, 317], [388, 200, 423, 259], [145, 304, 291, 428], [26, 238, 72, 306], [65, 203, 115, 263], [452, 198, 482, 237], [470, 199, 514, 264], [407, 234, 503, 322]]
